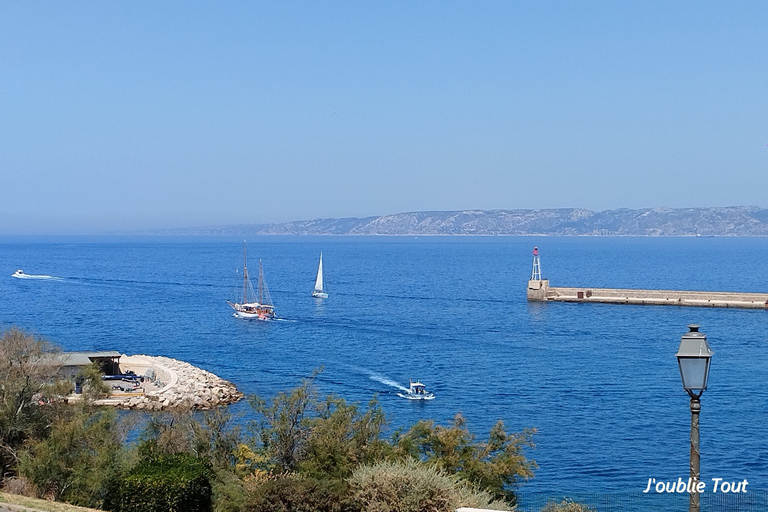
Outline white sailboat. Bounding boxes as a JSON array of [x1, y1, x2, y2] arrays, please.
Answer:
[[311, 252, 328, 298], [228, 242, 276, 320]]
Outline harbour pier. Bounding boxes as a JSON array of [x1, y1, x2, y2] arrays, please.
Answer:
[[526, 247, 768, 310]]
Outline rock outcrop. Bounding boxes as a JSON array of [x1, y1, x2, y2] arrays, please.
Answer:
[[94, 355, 243, 411]]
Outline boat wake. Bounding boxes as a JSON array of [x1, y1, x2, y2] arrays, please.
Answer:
[[368, 373, 410, 393], [12, 272, 62, 281]]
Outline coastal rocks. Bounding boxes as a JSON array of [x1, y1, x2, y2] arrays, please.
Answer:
[[99, 355, 243, 411]]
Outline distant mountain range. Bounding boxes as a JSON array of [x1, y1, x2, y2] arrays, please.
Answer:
[[161, 206, 768, 236]]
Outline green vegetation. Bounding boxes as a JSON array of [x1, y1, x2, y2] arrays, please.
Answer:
[[106, 453, 213, 512], [1, 328, 569, 512], [349, 460, 509, 512], [0, 328, 70, 481], [540, 498, 595, 512]]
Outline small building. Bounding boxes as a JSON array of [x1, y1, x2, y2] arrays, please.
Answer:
[[56, 351, 123, 379]]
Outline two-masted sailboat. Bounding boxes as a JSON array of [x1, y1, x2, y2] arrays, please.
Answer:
[[228, 242, 276, 320], [311, 252, 328, 298]]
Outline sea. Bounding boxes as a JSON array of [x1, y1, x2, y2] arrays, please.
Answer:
[[1, 236, 767, 509]]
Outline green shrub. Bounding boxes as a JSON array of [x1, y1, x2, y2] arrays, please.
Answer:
[[212, 468, 247, 512], [393, 414, 535, 504], [541, 498, 594, 512], [349, 459, 511, 512], [245, 474, 357, 512], [19, 409, 123, 507], [106, 453, 213, 512]]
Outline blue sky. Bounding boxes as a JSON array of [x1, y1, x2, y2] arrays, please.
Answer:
[[1, 1, 766, 233]]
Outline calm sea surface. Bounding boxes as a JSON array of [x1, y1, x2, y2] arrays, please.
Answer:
[[1, 236, 767, 500]]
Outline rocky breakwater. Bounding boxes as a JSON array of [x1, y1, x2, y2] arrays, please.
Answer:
[[105, 355, 243, 411]]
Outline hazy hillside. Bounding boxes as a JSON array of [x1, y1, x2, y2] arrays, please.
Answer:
[[160, 206, 768, 236]]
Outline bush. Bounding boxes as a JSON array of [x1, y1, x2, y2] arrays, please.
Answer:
[[106, 453, 213, 512], [19, 409, 123, 507], [393, 414, 536, 504], [212, 468, 248, 512], [541, 498, 594, 512], [0, 328, 69, 480], [349, 460, 511, 512], [244, 474, 357, 512]]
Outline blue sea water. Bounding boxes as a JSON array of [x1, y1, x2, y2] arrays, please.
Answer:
[[1, 235, 767, 503]]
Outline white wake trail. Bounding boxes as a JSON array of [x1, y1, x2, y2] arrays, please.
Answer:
[[369, 374, 409, 392]]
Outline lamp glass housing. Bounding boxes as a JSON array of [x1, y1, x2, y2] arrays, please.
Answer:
[[675, 324, 713, 392], [677, 356, 711, 391]]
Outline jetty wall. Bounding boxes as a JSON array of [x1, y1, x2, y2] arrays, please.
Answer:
[[527, 280, 768, 309], [89, 355, 243, 411]]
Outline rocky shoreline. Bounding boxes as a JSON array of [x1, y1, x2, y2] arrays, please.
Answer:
[[92, 355, 243, 411]]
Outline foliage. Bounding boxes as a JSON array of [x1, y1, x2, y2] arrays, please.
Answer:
[[392, 413, 536, 504], [211, 468, 248, 512], [105, 453, 213, 512], [137, 408, 241, 470], [248, 372, 390, 480], [18, 409, 124, 508], [248, 374, 317, 473], [349, 459, 511, 512], [244, 474, 357, 512], [299, 396, 389, 480], [0, 328, 69, 480], [540, 498, 594, 512], [75, 362, 111, 400]]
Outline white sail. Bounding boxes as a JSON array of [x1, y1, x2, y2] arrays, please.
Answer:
[[312, 252, 328, 298], [314, 253, 324, 292]]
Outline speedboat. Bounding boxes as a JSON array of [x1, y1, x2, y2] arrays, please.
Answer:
[[397, 380, 435, 400], [12, 269, 25, 278]]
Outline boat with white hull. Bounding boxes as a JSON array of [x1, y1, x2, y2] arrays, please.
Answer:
[[12, 269, 60, 280], [228, 242, 276, 321], [397, 380, 435, 400]]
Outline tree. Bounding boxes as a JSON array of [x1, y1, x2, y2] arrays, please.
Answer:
[[248, 372, 390, 479], [138, 408, 242, 471], [299, 395, 389, 480], [392, 413, 536, 504], [248, 374, 317, 473], [0, 328, 69, 479], [18, 408, 124, 507]]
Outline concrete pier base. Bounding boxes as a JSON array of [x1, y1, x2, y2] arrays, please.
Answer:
[[527, 281, 768, 309]]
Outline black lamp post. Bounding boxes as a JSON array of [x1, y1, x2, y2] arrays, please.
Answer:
[[676, 324, 713, 512]]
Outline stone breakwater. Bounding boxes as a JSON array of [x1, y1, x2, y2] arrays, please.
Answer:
[[96, 355, 243, 411]]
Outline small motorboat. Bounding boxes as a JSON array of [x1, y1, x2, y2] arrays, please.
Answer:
[[11, 269, 59, 280], [397, 380, 435, 400]]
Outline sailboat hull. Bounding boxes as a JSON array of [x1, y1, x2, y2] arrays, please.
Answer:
[[228, 301, 276, 321], [311, 291, 328, 299]]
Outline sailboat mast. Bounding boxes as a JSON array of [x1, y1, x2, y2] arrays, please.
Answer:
[[242, 241, 248, 304], [258, 259, 264, 304]]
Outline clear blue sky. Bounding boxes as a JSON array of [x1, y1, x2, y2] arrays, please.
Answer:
[[1, 1, 766, 233]]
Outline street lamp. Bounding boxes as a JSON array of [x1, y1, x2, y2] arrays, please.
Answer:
[[676, 324, 713, 512]]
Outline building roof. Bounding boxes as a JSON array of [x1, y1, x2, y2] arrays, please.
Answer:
[[58, 351, 122, 367]]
